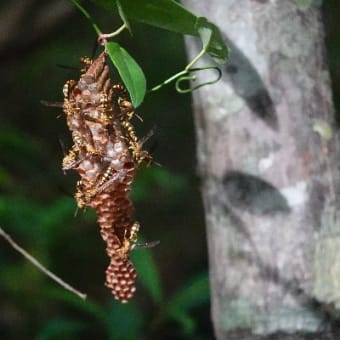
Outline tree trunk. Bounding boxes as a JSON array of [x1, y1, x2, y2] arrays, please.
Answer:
[[182, 1, 340, 339]]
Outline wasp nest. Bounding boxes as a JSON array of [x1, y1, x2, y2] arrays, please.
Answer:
[[62, 52, 151, 302]]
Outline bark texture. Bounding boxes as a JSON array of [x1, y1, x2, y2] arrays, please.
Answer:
[[182, 1, 340, 339]]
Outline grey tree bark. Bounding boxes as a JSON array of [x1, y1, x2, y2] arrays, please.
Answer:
[[182, 1, 340, 339]]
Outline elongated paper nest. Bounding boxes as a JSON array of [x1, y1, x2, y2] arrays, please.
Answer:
[[62, 52, 151, 302]]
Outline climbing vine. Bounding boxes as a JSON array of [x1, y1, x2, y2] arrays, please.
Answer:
[[60, 0, 228, 302]]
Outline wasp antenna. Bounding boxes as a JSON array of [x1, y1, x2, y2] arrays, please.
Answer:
[[131, 240, 160, 250], [58, 138, 67, 156], [135, 113, 143, 122], [140, 127, 156, 146], [152, 160, 162, 167], [74, 206, 79, 217], [40, 100, 63, 108]]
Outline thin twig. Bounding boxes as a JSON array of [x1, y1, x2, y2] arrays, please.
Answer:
[[0, 225, 87, 300]]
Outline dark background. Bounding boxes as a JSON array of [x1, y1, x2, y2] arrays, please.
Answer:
[[0, 1, 339, 339]]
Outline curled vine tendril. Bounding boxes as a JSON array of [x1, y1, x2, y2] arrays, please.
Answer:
[[175, 66, 222, 93], [150, 41, 222, 94], [149, 65, 222, 94], [149, 66, 222, 94]]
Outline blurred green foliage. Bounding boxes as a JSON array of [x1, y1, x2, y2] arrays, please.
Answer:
[[0, 1, 339, 339], [0, 1, 210, 339]]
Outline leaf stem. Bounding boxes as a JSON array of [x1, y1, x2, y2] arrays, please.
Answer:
[[185, 47, 206, 71], [98, 24, 127, 45], [150, 44, 209, 93], [0, 225, 87, 300], [68, 0, 102, 35], [149, 70, 187, 92]]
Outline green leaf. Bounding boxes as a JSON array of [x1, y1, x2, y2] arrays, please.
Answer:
[[167, 310, 196, 335], [0, 129, 39, 158], [46, 288, 107, 322], [0, 196, 43, 237], [196, 17, 229, 64], [116, 0, 132, 35], [130, 237, 163, 303], [164, 272, 210, 334], [35, 318, 87, 340], [0, 166, 12, 189], [0, 196, 75, 247], [91, 0, 228, 64], [132, 167, 188, 201], [106, 42, 146, 107], [105, 301, 145, 339], [118, 0, 197, 35], [93, 0, 197, 34], [168, 272, 210, 311]]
